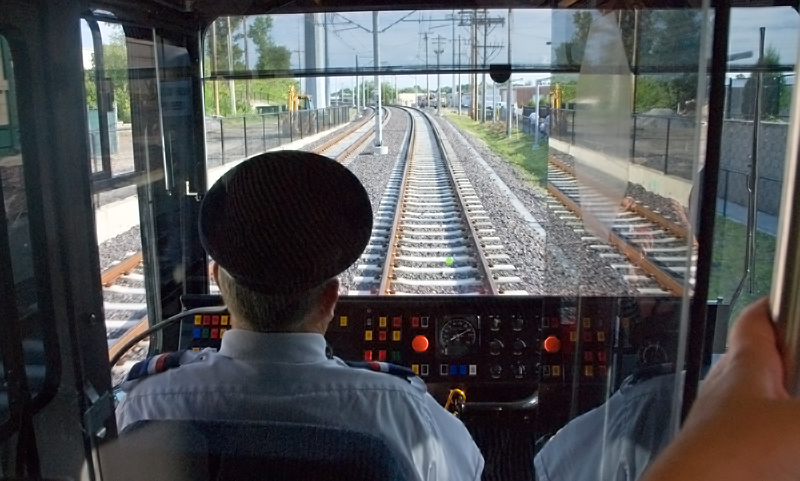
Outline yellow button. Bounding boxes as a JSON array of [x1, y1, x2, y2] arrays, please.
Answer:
[[194, 315, 202, 325], [379, 317, 387, 328], [340, 316, 348, 327], [584, 365, 594, 377], [220, 328, 227, 337], [569, 331, 577, 342], [621, 317, 629, 329], [221, 315, 229, 326], [393, 331, 401, 341], [192, 347, 200, 351], [552, 365, 561, 376], [411, 364, 420, 375], [597, 331, 605, 342], [365, 330, 373, 341], [583, 317, 591, 328]]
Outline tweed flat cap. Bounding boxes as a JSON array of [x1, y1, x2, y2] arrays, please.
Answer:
[[199, 151, 373, 294]]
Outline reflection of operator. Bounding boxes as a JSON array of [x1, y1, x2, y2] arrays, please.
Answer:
[[116, 151, 484, 480]]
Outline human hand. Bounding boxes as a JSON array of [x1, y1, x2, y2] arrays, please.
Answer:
[[641, 298, 800, 481]]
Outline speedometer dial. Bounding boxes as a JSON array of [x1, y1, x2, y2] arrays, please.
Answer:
[[439, 318, 477, 356]]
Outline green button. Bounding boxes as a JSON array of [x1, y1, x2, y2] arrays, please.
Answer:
[[202, 328, 210, 339], [391, 351, 401, 362]]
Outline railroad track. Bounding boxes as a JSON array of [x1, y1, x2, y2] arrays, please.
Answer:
[[314, 107, 389, 163], [546, 157, 695, 295], [100, 252, 147, 358], [350, 107, 526, 295]]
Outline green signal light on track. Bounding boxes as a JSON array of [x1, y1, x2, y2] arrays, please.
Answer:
[[445, 257, 453, 265]]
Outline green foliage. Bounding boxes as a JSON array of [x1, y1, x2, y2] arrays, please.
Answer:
[[84, 27, 131, 123], [248, 16, 291, 71], [204, 79, 297, 116], [552, 10, 704, 111], [710, 214, 775, 322], [742, 46, 785, 120], [446, 113, 548, 187]]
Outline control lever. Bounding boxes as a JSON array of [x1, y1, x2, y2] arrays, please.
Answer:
[[459, 391, 539, 414], [444, 389, 467, 417]]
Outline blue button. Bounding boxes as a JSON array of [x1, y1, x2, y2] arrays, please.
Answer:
[[449, 365, 457, 375], [459, 365, 467, 375], [194, 328, 201, 339]]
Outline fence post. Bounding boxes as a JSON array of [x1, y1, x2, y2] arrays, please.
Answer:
[[723, 169, 730, 217], [220, 118, 225, 165], [262, 115, 266, 151], [631, 115, 637, 161], [664, 117, 671, 175], [571, 110, 575, 145], [243, 116, 248, 158]]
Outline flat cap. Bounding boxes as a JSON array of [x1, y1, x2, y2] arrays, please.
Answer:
[[199, 151, 373, 294]]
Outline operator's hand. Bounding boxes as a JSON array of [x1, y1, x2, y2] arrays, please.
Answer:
[[641, 298, 800, 481]]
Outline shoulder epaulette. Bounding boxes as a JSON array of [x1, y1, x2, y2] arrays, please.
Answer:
[[126, 350, 188, 381], [345, 361, 417, 383]]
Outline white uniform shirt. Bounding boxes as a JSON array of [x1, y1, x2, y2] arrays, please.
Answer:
[[117, 330, 484, 481]]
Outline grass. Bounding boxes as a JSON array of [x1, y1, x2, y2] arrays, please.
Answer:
[[709, 214, 775, 322], [445, 112, 549, 188]]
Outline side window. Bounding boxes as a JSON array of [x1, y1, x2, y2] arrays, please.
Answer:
[[80, 21, 147, 382], [1, 32, 52, 445]]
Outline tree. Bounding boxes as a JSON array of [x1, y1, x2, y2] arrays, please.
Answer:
[[84, 27, 131, 123], [553, 11, 594, 67], [741, 46, 784, 120], [248, 16, 291, 71]]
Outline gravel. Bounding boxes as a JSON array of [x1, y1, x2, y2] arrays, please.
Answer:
[[98, 107, 688, 299]]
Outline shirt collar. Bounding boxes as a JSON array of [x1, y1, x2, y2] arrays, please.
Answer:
[[217, 330, 329, 363]]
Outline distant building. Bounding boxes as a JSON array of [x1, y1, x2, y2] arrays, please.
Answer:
[[499, 85, 551, 108]]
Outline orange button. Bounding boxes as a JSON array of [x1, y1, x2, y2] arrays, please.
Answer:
[[544, 336, 561, 353], [412, 335, 429, 352]]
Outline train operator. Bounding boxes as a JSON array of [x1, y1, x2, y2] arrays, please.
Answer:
[[115, 151, 484, 480]]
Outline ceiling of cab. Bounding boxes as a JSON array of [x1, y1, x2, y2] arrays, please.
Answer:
[[143, 0, 797, 18]]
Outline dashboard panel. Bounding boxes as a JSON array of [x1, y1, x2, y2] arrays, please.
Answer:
[[178, 295, 715, 431]]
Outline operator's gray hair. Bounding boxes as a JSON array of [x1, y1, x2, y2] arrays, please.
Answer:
[[216, 266, 329, 332]]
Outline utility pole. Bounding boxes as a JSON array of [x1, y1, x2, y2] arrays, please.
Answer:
[[482, 8, 488, 122], [452, 10, 456, 112], [424, 32, 430, 107], [355, 56, 361, 114], [211, 20, 220, 116], [243, 16, 250, 104], [434, 35, 445, 116], [457, 35, 462, 116], [372, 11, 388, 154], [226, 16, 236, 115], [324, 13, 331, 108], [506, 8, 513, 137]]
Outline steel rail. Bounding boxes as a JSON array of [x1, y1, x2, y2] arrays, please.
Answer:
[[379, 109, 416, 295], [423, 110, 500, 295], [101, 251, 143, 287], [549, 157, 689, 240], [547, 183, 683, 296]]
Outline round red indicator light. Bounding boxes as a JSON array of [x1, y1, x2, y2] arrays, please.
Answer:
[[412, 335, 429, 352], [544, 336, 561, 353]]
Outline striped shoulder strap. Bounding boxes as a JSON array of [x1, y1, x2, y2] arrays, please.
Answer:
[[126, 350, 188, 382], [345, 361, 417, 383]]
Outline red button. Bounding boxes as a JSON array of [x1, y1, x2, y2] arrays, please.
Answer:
[[544, 336, 561, 353], [412, 335, 429, 353], [379, 331, 387, 341], [411, 317, 420, 327], [210, 328, 219, 339], [364, 350, 373, 361], [378, 350, 386, 361], [393, 316, 402, 327]]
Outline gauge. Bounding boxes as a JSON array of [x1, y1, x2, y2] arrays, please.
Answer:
[[439, 318, 477, 356]]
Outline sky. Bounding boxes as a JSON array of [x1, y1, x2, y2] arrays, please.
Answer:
[[79, 6, 799, 90]]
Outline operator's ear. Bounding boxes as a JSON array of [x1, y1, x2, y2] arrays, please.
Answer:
[[320, 278, 340, 318], [210, 260, 220, 285]]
